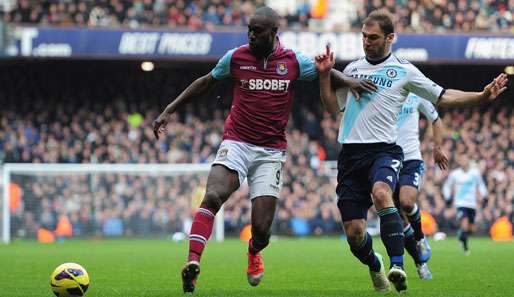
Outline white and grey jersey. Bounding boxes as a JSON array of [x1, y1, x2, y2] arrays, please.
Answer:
[[337, 54, 444, 144], [397, 94, 439, 161], [442, 168, 488, 209]]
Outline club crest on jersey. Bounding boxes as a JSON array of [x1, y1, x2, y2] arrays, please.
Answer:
[[386, 68, 397, 78], [276, 62, 288, 75], [216, 148, 228, 160]]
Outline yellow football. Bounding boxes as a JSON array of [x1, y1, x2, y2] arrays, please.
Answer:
[[50, 263, 90, 297]]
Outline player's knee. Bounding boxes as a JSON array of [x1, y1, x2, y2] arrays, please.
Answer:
[[252, 222, 271, 239], [372, 184, 393, 207], [400, 199, 415, 213], [345, 224, 365, 245], [202, 190, 225, 213]]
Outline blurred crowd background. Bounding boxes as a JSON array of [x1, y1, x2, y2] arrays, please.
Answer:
[[0, 61, 512, 239], [2, 0, 513, 33], [0, 0, 512, 240]]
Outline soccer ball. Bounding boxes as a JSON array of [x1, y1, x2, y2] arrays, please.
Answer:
[[50, 263, 90, 297]]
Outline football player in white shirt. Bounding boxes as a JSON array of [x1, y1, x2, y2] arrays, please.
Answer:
[[443, 154, 487, 255], [395, 94, 448, 280], [315, 9, 507, 293]]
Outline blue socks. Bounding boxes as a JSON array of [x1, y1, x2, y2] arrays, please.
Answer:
[[458, 229, 469, 251], [349, 233, 381, 272], [404, 224, 422, 265], [407, 204, 423, 241], [377, 207, 405, 268]]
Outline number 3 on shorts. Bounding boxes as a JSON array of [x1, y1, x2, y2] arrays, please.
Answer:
[[390, 159, 401, 173]]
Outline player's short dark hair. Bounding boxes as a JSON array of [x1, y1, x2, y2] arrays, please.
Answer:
[[253, 6, 280, 28], [364, 9, 395, 35]]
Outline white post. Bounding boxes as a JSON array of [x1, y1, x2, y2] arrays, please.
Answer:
[[214, 205, 224, 242], [2, 165, 11, 244]]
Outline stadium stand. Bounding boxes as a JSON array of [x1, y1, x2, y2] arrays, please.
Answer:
[[2, 0, 512, 32], [0, 62, 512, 238]]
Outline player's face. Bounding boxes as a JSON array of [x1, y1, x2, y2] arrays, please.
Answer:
[[457, 155, 470, 169], [362, 22, 394, 60], [248, 16, 277, 56]]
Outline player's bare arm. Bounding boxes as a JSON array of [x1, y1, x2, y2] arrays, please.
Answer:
[[315, 45, 338, 113], [316, 46, 378, 113], [431, 118, 449, 170], [437, 73, 508, 108], [153, 73, 219, 139]]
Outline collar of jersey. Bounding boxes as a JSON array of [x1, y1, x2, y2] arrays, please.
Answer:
[[365, 52, 392, 65]]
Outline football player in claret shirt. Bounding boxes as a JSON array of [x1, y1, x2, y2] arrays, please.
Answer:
[[152, 6, 374, 293]]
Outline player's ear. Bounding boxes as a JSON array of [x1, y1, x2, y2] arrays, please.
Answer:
[[386, 33, 395, 43]]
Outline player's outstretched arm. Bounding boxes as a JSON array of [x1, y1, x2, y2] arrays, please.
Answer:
[[315, 45, 338, 113], [437, 73, 508, 108], [315, 45, 377, 113], [153, 73, 218, 139], [431, 118, 449, 170], [330, 69, 377, 101]]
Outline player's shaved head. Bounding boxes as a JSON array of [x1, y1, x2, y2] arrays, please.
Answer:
[[252, 6, 280, 28], [248, 6, 281, 57]]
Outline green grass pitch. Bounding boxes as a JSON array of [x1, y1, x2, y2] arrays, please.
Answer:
[[0, 237, 513, 297]]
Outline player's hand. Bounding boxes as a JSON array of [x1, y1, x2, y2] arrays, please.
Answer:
[[152, 114, 169, 140], [433, 146, 449, 170], [480, 73, 508, 103], [315, 44, 335, 74], [346, 77, 378, 101]]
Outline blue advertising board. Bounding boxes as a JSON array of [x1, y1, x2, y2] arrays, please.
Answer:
[[6, 26, 514, 63]]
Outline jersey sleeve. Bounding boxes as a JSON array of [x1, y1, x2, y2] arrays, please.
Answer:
[[293, 50, 318, 81], [418, 98, 439, 122], [405, 65, 444, 103], [211, 48, 236, 80]]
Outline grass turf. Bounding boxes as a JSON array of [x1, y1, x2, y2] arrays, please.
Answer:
[[0, 237, 513, 296]]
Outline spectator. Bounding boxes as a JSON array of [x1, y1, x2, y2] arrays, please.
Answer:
[[0, 62, 511, 239]]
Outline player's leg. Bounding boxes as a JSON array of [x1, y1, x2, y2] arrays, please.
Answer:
[[187, 164, 240, 262], [246, 195, 277, 286], [399, 186, 422, 239], [459, 216, 470, 253], [182, 164, 240, 293], [399, 209, 420, 265], [394, 181, 422, 268], [336, 147, 389, 292], [341, 214, 390, 292], [249, 196, 277, 255], [245, 148, 285, 286], [457, 208, 471, 255], [183, 140, 248, 293], [460, 208, 476, 255], [397, 160, 431, 265], [399, 205, 433, 280], [370, 152, 407, 291]]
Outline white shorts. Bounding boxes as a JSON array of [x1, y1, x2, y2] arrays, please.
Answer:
[[212, 140, 286, 199]]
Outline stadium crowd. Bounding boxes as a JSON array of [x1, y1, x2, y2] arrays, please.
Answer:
[[0, 64, 512, 240], [2, 0, 512, 33]]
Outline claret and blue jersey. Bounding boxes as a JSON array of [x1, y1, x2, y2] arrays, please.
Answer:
[[211, 40, 317, 150]]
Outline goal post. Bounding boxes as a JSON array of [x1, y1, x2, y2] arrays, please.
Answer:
[[2, 163, 225, 244]]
